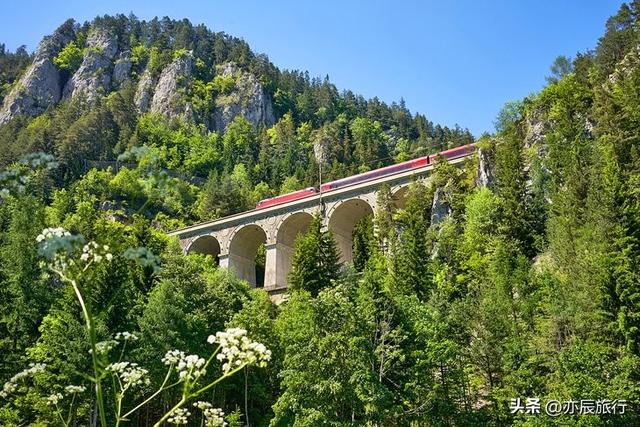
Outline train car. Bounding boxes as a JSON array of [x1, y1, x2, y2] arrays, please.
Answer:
[[429, 143, 476, 163], [320, 155, 430, 193], [256, 187, 317, 209]]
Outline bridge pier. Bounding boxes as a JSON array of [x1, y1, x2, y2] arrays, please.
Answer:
[[263, 243, 279, 290]]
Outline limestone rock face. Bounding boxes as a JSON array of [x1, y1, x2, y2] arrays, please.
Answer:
[[134, 69, 156, 113], [112, 53, 132, 87], [63, 28, 118, 101], [212, 62, 275, 132], [150, 52, 193, 119], [523, 115, 548, 149], [476, 147, 495, 188], [430, 187, 451, 226], [0, 21, 75, 124]]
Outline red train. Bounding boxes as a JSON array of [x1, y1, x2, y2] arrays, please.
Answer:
[[255, 143, 475, 209], [429, 143, 475, 163], [255, 187, 317, 209], [319, 155, 430, 193]]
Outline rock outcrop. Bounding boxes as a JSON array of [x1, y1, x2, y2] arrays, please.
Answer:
[[134, 68, 155, 113], [0, 21, 75, 125], [150, 52, 193, 119], [63, 28, 118, 101], [212, 62, 275, 132], [430, 187, 451, 226], [476, 147, 495, 188], [112, 52, 132, 87]]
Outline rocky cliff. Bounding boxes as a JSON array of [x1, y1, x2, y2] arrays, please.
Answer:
[[212, 62, 275, 132], [150, 52, 194, 120], [63, 28, 119, 101], [0, 21, 75, 125], [0, 22, 274, 134]]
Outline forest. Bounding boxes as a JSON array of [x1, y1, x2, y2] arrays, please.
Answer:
[[1, 2, 640, 426]]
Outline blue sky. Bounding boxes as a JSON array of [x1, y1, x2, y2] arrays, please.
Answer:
[[0, 0, 624, 135]]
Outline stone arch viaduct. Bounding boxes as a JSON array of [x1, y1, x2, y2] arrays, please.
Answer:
[[168, 155, 472, 299]]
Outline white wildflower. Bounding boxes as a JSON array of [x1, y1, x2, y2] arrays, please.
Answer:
[[162, 349, 185, 366], [92, 340, 117, 355], [107, 362, 150, 389], [203, 407, 227, 427], [79, 241, 112, 264], [209, 328, 271, 374], [36, 228, 70, 242], [177, 354, 206, 381], [121, 365, 150, 388], [115, 331, 139, 342], [64, 385, 86, 394], [0, 382, 16, 398], [47, 392, 64, 405], [0, 363, 46, 398], [194, 401, 213, 410], [167, 407, 191, 424]]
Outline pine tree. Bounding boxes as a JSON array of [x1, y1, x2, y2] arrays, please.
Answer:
[[288, 215, 340, 296], [374, 183, 395, 256], [393, 183, 431, 299], [352, 216, 373, 272]]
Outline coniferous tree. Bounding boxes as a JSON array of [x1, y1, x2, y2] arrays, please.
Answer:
[[288, 215, 340, 296], [393, 183, 431, 298]]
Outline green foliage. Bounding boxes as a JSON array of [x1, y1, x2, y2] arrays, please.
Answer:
[[53, 42, 83, 72], [279, 176, 301, 195], [130, 44, 146, 67], [212, 74, 237, 94], [546, 55, 573, 84], [288, 215, 340, 296], [392, 182, 431, 298], [4, 7, 640, 425]]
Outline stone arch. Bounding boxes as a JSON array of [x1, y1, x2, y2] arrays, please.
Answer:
[[328, 198, 374, 264], [272, 212, 315, 288], [187, 235, 221, 264], [228, 224, 268, 287], [391, 185, 410, 210]]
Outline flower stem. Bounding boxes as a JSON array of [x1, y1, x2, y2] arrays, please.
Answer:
[[121, 366, 174, 419], [70, 278, 108, 427], [153, 396, 187, 427]]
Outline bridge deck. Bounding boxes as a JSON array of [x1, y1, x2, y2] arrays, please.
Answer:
[[169, 154, 472, 239]]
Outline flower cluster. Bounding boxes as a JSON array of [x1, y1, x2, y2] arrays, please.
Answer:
[[208, 328, 271, 374], [106, 362, 150, 389], [194, 401, 212, 410], [167, 407, 191, 424], [36, 228, 84, 272], [80, 241, 113, 264], [36, 227, 70, 242], [203, 407, 227, 427], [0, 363, 46, 398], [45, 384, 86, 407], [162, 350, 207, 382], [115, 331, 139, 342], [92, 339, 118, 355], [47, 392, 64, 406], [64, 385, 86, 394], [162, 349, 185, 366], [177, 355, 206, 381], [36, 228, 114, 274]]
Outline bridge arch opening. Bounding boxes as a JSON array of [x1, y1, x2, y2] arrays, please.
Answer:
[[187, 235, 221, 264], [328, 198, 374, 264], [228, 224, 267, 288], [392, 185, 410, 210], [275, 212, 314, 287]]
